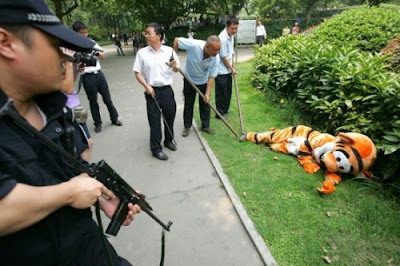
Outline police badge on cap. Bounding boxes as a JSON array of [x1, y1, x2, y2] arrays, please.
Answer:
[[0, 0, 95, 52]]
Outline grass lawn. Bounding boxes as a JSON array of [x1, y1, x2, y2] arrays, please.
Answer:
[[194, 60, 400, 265]]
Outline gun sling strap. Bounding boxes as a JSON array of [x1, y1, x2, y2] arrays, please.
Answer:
[[0, 99, 169, 266]]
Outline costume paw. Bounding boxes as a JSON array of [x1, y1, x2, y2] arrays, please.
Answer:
[[317, 180, 336, 195], [303, 162, 320, 174]]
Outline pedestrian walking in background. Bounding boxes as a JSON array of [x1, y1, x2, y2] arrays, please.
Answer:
[[282, 25, 291, 36], [114, 35, 125, 56], [292, 22, 300, 35], [256, 20, 267, 46]]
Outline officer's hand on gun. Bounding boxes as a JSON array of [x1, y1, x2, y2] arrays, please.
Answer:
[[67, 174, 141, 226]]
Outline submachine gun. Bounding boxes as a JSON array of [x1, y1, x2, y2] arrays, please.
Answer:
[[0, 99, 172, 236]]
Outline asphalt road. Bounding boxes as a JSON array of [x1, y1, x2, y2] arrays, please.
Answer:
[[78, 43, 276, 266]]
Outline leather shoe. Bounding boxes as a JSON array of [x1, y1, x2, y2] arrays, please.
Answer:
[[112, 120, 123, 126], [202, 127, 215, 135], [164, 142, 177, 151], [153, 151, 168, 161], [215, 114, 227, 120], [95, 125, 102, 133], [182, 128, 190, 137]]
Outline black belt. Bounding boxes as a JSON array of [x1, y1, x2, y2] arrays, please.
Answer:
[[83, 70, 100, 75], [152, 85, 171, 89]]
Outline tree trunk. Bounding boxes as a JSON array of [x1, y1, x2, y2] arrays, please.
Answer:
[[305, 0, 319, 22], [52, 0, 64, 22]]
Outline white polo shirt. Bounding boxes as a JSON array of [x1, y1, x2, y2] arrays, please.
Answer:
[[217, 28, 234, 75], [132, 45, 180, 87]]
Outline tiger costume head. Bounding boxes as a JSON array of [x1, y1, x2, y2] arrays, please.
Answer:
[[313, 132, 377, 176]]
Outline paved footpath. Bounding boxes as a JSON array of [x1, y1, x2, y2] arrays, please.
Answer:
[[79, 44, 277, 266]]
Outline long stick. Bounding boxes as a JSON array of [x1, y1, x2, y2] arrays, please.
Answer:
[[233, 74, 245, 135], [176, 67, 239, 138]]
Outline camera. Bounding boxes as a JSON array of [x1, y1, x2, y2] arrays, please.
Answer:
[[72, 51, 98, 67]]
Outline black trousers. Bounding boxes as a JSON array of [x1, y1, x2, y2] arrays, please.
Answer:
[[215, 74, 232, 115], [256, 36, 265, 46], [145, 86, 176, 154], [81, 71, 119, 126], [2, 218, 132, 266], [183, 78, 210, 129]]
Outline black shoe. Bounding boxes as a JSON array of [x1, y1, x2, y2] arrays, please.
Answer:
[[112, 120, 123, 126], [153, 151, 168, 161], [215, 114, 227, 120], [95, 125, 102, 133], [164, 142, 177, 151], [202, 127, 215, 135], [182, 128, 190, 137]]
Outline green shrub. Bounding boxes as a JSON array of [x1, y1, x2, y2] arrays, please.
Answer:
[[309, 5, 400, 52], [252, 25, 400, 187]]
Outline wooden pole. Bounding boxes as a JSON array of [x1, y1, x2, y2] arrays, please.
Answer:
[[176, 68, 239, 138], [233, 74, 245, 135]]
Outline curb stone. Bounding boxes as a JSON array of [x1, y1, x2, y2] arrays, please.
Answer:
[[193, 121, 278, 266]]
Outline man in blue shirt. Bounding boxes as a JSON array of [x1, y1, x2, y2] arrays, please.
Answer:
[[215, 16, 239, 119], [173, 35, 221, 137]]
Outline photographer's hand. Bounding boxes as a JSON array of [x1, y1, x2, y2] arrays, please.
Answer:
[[59, 47, 75, 61]]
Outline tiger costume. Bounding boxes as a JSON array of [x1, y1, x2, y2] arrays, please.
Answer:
[[240, 125, 377, 194]]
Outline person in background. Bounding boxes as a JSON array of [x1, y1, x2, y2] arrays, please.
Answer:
[[292, 22, 300, 35], [60, 47, 93, 162], [282, 25, 291, 36], [215, 16, 239, 119], [256, 20, 267, 46], [114, 35, 125, 56], [187, 28, 195, 39], [122, 32, 128, 45], [173, 35, 221, 137], [0, 1, 140, 265], [72, 21, 123, 133], [133, 23, 180, 161], [133, 32, 140, 54]]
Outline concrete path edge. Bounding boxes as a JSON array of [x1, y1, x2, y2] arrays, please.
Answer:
[[192, 121, 278, 266]]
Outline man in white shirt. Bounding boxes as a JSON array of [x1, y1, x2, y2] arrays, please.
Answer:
[[215, 16, 239, 120], [133, 23, 180, 161], [73, 21, 123, 133]]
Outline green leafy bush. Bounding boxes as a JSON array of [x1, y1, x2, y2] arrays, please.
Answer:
[[252, 13, 400, 187], [309, 5, 400, 52]]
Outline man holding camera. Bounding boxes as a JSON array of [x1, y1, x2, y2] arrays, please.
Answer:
[[73, 21, 123, 133], [0, 1, 139, 265]]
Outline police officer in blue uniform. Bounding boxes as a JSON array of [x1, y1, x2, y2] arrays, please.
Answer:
[[0, 1, 140, 265]]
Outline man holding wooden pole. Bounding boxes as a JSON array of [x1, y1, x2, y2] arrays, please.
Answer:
[[173, 35, 221, 137], [215, 16, 239, 120]]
